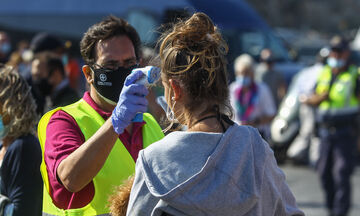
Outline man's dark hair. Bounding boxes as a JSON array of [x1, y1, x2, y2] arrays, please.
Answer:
[[80, 15, 141, 65], [35, 51, 65, 76]]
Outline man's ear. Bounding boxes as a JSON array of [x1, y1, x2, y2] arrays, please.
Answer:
[[169, 79, 182, 101], [82, 65, 93, 84]]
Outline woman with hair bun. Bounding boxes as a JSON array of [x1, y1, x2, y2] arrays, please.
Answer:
[[0, 65, 42, 215], [126, 13, 303, 216]]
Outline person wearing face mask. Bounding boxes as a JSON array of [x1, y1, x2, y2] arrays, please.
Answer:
[[27, 33, 68, 115], [0, 65, 42, 216], [0, 32, 11, 64], [303, 35, 360, 216], [37, 16, 164, 215], [126, 13, 303, 216], [229, 54, 276, 142], [31, 51, 79, 112], [255, 48, 287, 109]]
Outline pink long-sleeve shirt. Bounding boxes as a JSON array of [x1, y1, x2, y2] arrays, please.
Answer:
[[44, 91, 145, 209]]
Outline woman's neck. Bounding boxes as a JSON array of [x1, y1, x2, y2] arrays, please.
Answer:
[[187, 116, 224, 133], [186, 107, 223, 132]]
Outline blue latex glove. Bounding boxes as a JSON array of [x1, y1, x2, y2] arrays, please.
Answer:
[[111, 70, 149, 134]]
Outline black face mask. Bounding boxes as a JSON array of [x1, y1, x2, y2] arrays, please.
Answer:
[[92, 65, 138, 104], [33, 78, 53, 96]]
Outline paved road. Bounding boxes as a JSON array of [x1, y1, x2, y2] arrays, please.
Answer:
[[281, 165, 360, 216]]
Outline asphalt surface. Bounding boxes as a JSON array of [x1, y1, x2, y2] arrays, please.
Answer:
[[281, 164, 360, 216]]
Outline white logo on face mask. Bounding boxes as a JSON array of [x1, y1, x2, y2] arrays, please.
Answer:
[[97, 73, 112, 86], [99, 74, 107, 82]]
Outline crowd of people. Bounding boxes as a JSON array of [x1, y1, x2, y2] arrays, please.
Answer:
[[0, 10, 358, 216]]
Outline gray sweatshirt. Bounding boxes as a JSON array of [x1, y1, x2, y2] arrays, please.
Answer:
[[127, 124, 304, 216]]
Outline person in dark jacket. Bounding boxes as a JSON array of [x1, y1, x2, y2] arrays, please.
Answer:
[[31, 51, 79, 111], [0, 64, 42, 215]]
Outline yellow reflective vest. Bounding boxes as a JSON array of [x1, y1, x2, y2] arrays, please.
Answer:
[[38, 99, 164, 215], [316, 65, 360, 113]]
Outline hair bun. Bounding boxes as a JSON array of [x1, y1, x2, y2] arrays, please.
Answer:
[[171, 12, 219, 52], [186, 12, 215, 34], [159, 12, 231, 122]]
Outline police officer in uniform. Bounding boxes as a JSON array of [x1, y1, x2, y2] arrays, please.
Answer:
[[304, 36, 360, 216]]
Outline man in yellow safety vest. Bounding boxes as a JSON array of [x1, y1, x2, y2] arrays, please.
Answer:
[[38, 16, 164, 215]]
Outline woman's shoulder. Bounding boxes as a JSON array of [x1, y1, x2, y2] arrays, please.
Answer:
[[7, 134, 40, 156], [145, 130, 221, 149], [143, 132, 193, 156], [229, 81, 240, 92], [227, 124, 261, 140], [144, 125, 267, 155], [11, 134, 39, 145], [226, 124, 272, 157], [141, 131, 222, 165]]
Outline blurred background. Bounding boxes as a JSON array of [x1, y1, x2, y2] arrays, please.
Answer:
[[2, 0, 360, 73], [2, 0, 360, 81]]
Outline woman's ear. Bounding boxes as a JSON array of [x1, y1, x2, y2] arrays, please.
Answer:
[[82, 65, 93, 84], [169, 79, 182, 101]]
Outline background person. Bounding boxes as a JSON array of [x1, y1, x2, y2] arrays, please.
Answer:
[[286, 48, 329, 165], [5, 40, 31, 76], [28, 32, 83, 114], [31, 51, 79, 112], [28, 33, 67, 114], [255, 48, 287, 108], [229, 53, 276, 142], [0, 65, 42, 215], [38, 16, 164, 215], [126, 12, 303, 216], [304, 35, 360, 216], [0, 32, 11, 64], [30, 32, 84, 93]]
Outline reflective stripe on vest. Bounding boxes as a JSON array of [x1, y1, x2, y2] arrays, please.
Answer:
[[316, 65, 360, 112], [38, 99, 164, 216]]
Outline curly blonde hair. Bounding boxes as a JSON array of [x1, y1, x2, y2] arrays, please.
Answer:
[[0, 65, 38, 139], [159, 12, 232, 127], [108, 175, 134, 216]]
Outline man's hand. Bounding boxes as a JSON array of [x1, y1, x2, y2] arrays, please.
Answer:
[[111, 70, 149, 134], [57, 71, 149, 192], [319, 92, 329, 101]]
